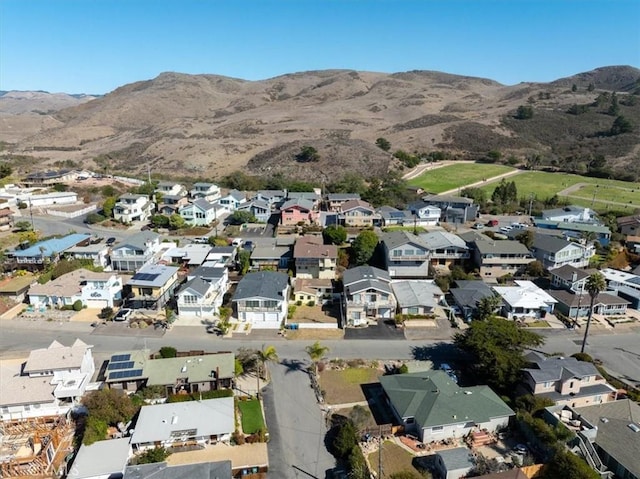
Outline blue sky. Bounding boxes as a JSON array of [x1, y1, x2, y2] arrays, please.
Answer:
[[1, 0, 639, 94]]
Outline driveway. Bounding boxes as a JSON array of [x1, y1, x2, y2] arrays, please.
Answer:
[[263, 360, 336, 479], [344, 320, 405, 340]]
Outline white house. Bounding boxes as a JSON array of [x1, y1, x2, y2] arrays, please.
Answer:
[[541, 205, 598, 224], [28, 269, 125, 309], [409, 203, 441, 226], [179, 199, 221, 226], [530, 235, 595, 270], [110, 231, 162, 271], [67, 438, 132, 479], [343, 266, 396, 326], [18, 191, 79, 207], [177, 271, 228, 318], [236, 200, 271, 223], [216, 189, 246, 212], [190, 182, 221, 202], [130, 398, 234, 451], [65, 243, 110, 268], [155, 181, 186, 198], [493, 280, 557, 320], [113, 194, 155, 223], [1, 339, 95, 421], [232, 271, 289, 329]]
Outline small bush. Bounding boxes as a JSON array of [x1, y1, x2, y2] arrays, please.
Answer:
[[72, 300, 83, 311], [159, 346, 177, 358], [571, 352, 593, 363], [307, 301, 315, 307], [232, 430, 245, 445]]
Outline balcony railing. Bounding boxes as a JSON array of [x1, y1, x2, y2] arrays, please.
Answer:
[[237, 306, 281, 312]]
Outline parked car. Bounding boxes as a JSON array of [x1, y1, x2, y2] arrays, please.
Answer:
[[487, 219, 499, 227], [192, 236, 209, 244], [514, 444, 529, 454], [472, 223, 485, 230], [114, 308, 133, 322], [500, 226, 513, 233], [106, 237, 117, 246], [141, 224, 153, 231]]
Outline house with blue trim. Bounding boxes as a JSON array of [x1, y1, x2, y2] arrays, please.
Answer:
[[10, 233, 92, 270]]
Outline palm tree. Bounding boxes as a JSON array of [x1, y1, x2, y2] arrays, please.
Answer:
[[581, 272, 606, 353], [255, 345, 278, 396], [305, 341, 329, 377]]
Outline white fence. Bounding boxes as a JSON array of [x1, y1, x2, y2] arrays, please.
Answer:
[[296, 322, 339, 330], [46, 204, 97, 218]]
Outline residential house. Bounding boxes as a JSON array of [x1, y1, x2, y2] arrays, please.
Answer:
[[176, 275, 227, 318], [340, 199, 377, 228], [179, 198, 221, 226], [472, 239, 533, 281], [294, 235, 338, 279], [9, 233, 92, 271], [28, 269, 125, 309], [125, 264, 180, 310], [378, 206, 415, 227], [232, 271, 290, 329], [530, 234, 594, 270], [435, 448, 475, 479], [124, 461, 233, 479], [22, 169, 75, 187], [326, 193, 361, 212], [110, 231, 162, 271], [156, 194, 189, 216], [342, 266, 396, 326], [0, 207, 13, 231], [420, 231, 469, 269], [1, 339, 95, 420], [67, 438, 132, 479], [236, 199, 271, 223], [391, 280, 444, 316], [162, 243, 213, 268], [616, 214, 640, 236], [253, 189, 287, 210], [155, 181, 186, 198], [130, 398, 234, 451], [65, 242, 110, 268], [216, 189, 246, 212], [381, 231, 430, 279], [533, 219, 611, 246], [408, 201, 442, 226], [541, 205, 598, 224], [0, 275, 33, 303], [287, 191, 321, 210], [493, 280, 557, 320], [421, 194, 479, 224], [190, 182, 221, 202], [205, 246, 237, 267], [18, 191, 79, 207], [626, 235, 640, 254], [550, 265, 592, 293], [547, 289, 629, 319], [279, 198, 319, 226], [449, 280, 497, 322], [250, 244, 291, 271], [113, 194, 155, 223], [569, 399, 640, 479], [380, 370, 514, 443], [522, 353, 617, 407], [601, 267, 640, 310], [293, 278, 334, 305]]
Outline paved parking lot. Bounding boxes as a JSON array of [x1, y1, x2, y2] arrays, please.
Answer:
[[344, 320, 405, 340]]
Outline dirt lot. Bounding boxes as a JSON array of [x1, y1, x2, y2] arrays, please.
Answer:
[[319, 365, 383, 405], [285, 329, 344, 340]]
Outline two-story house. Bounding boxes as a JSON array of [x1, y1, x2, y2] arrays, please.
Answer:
[[156, 194, 189, 216], [601, 267, 640, 310], [493, 280, 557, 320], [110, 231, 162, 271], [408, 201, 442, 226], [616, 214, 640, 236], [190, 182, 221, 202], [179, 199, 221, 226], [381, 231, 430, 279], [522, 353, 617, 407], [236, 199, 271, 223], [342, 265, 396, 326], [472, 239, 533, 281], [326, 193, 361, 212], [1, 339, 95, 421], [294, 236, 338, 279], [0, 207, 14, 231], [550, 265, 592, 293], [421, 194, 478, 224], [28, 269, 126, 309], [65, 242, 110, 268], [530, 234, 595, 270], [541, 205, 598, 224], [419, 231, 469, 269], [113, 194, 155, 223], [216, 189, 246, 212], [339, 199, 377, 228], [287, 191, 321, 210], [232, 271, 290, 329], [155, 181, 187, 198], [253, 190, 287, 210], [280, 198, 319, 227], [125, 264, 180, 310], [176, 275, 227, 318]]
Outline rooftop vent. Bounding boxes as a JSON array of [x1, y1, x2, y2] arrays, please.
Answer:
[[181, 365, 187, 373], [171, 414, 178, 425], [601, 418, 609, 423]]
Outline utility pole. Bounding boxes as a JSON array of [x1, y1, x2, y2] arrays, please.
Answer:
[[28, 198, 34, 232], [528, 193, 534, 218], [378, 424, 383, 479]]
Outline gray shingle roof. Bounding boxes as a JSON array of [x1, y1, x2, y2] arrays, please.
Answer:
[[343, 265, 390, 286], [550, 265, 591, 282], [233, 271, 289, 301], [67, 438, 131, 479], [532, 234, 573, 254], [391, 281, 443, 308], [178, 277, 211, 297], [437, 447, 475, 471], [524, 356, 600, 383], [450, 280, 495, 311], [419, 231, 468, 250], [124, 461, 233, 479], [547, 289, 630, 308], [116, 231, 160, 251], [474, 240, 532, 256], [380, 230, 428, 250], [280, 197, 315, 211]]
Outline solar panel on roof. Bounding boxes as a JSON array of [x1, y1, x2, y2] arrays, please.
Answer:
[[110, 354, 131, 362], [108, 369, 143, 381], [107, 361, 134, 370], [628, 277, 640, 285], [132, 273, 160, 282]]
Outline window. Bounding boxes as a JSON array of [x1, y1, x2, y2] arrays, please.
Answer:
[[245, 300, 260, 308], [408, 307, 419, 315], [351, 312, 361, 320], [263, 300, 278, 308], [432, 426, 443, 432], [393, 250, 402, 257]]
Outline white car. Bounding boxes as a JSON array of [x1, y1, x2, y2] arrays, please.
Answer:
[[499, 226, 513, 233], [114, 308, 133, 322]]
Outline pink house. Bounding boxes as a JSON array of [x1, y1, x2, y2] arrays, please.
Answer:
[[280, 198, 319, 226]]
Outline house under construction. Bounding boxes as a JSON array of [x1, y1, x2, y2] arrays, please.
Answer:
[[0, 415, 75, 478]]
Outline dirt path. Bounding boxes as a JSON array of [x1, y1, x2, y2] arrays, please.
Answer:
[[402, 160, 475, 181], [558, 182, 640, 209], [438, 169, 523, 196]]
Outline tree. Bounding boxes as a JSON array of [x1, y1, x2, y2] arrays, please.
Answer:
[[333, 420, 358, 459], [375, 137, 391, 151], [486, 150, 502, 163], [571, 84, 577, 92], [168, 213, 185, 230], [610, 115, 633, 135], [581, 272, 606, 353], [461, 187, 487, 206], [84, 213, 106, 224], [136, 447, 171, 464], [349, 404, 371, 430], [237, 249, 251, 274], [475, 294, 503, 321], [14, 220, 33, 232], [540, 448, 600, 479], [0, 163, 12, 178], [491, 179, 518, 207], [515, 105, 534, 119], [608, 92, 619, 116], [305, 341, 329, 376], [159, 346, 177, 358], [587, 82, 595, 92], [296, 145, 320, 163], [228, 210, 258, 225], [99, 306, 114, 321], [255, 345, 278, 395], [82, 416, 108, 445], [323, 225, 347, 245], [81, 389, 137, 429], [102, 196, 117, 218], [453, 317, 544, 392], [526, 260, 545, 277], [150, 214, 170, 228], [351, 230, 378, 265], [516, 229, 535, 249]]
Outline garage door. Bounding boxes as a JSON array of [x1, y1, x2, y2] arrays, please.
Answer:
[[86, 299, 109, 309], [265, 312, 279, 322], [379, 308, 391, 319]]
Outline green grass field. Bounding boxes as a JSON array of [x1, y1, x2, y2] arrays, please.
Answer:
[[238, 399, 265, 434], [408, 163, 515, 193], [478, 171, 640, 213], [320, 368, 383, 405], [368, 441, 431, 478]]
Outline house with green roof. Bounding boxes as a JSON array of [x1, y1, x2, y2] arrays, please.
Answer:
[[380, 371, 514, 443]]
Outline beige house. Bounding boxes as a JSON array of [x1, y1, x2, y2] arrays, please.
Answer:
[[294, 235, 338, 279], [342, 265, 396, 326], [293, 278, 333, 304], [126, 264, 180, 310], [339, 199, 377, 228], [522, 353, 617, 407], [473, 239, 533, 282]]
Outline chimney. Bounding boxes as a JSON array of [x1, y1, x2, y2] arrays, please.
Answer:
[[572, 272, 577, 282]]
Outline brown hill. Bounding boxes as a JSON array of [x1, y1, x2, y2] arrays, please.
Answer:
[[1, 66, 638, 181]]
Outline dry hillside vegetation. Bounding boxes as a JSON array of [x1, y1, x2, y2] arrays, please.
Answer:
[[0, 66, 638, 181]]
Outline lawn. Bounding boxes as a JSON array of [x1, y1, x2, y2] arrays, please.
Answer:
[[368, 441, 431, 478], [479, 171, 640, 212], [237, 399, 265, 434], [408, 163, 515, 193], [319, 367, 383, 405]]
